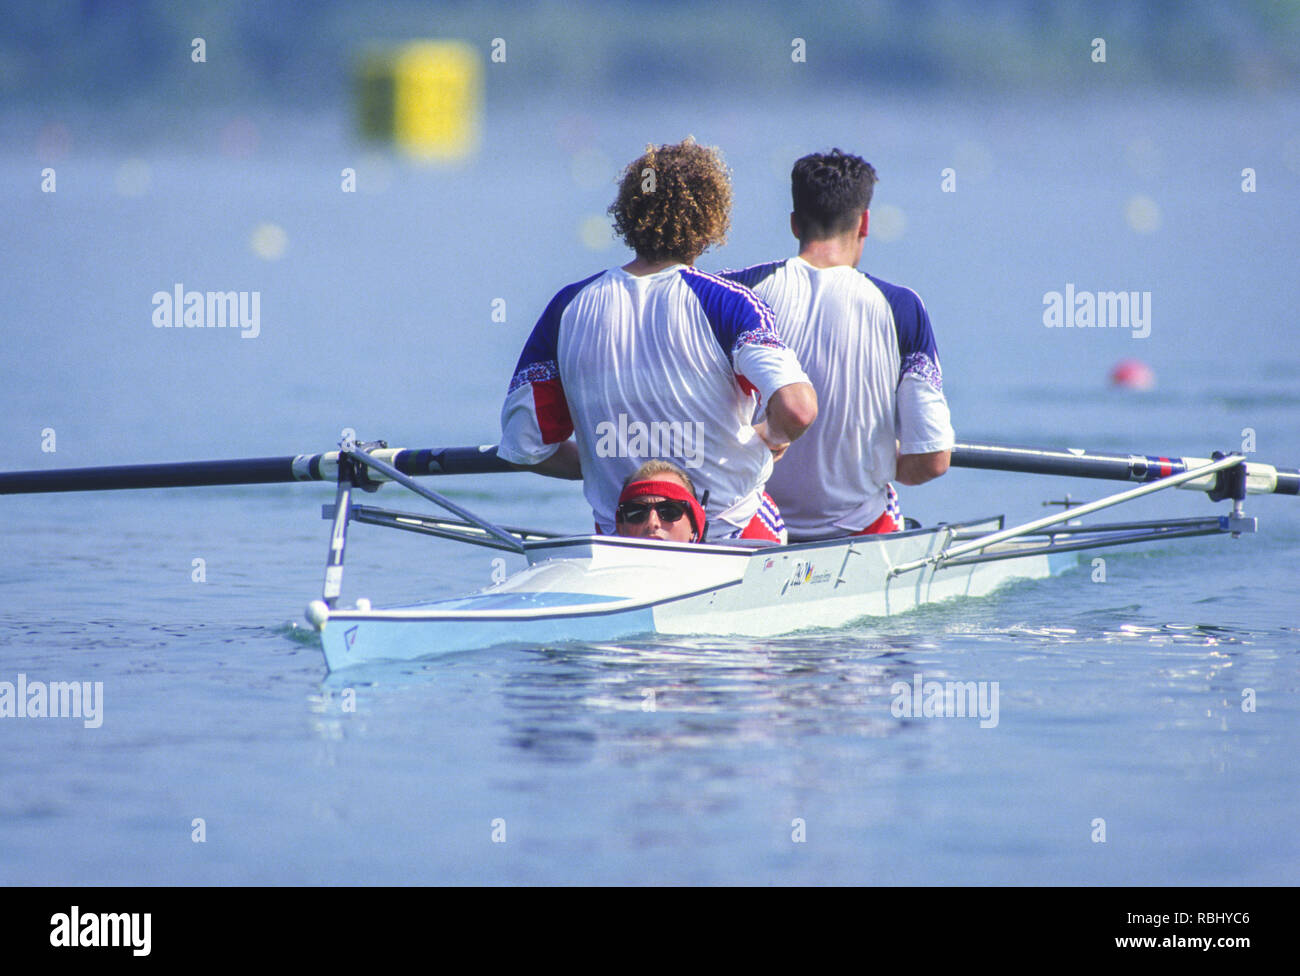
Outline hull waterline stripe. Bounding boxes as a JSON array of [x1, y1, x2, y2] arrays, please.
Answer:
[[320, 577, 746, 623]]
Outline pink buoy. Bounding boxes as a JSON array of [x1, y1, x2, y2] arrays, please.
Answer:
[[1110, 359, 1155, 390]]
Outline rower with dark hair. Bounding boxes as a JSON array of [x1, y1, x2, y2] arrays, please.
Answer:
[[498, 138, 817, 544], [721, 149, 954, 542]]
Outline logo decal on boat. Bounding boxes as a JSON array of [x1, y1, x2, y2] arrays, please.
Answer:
[[344, 625, 359, 648], [783, 560, 831, 593]]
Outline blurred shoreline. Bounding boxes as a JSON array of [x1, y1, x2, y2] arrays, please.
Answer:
[[3, 0, 1297, 113]]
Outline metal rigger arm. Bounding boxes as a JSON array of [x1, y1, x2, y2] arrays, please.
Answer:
[[889, 452, 1256, 578]]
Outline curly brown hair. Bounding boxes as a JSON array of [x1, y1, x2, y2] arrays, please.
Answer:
[[608, 138, 732, 263]]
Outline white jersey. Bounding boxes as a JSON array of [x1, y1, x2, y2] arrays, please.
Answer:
[[722, 257, 954, 540], [499, 264, 809, 534]]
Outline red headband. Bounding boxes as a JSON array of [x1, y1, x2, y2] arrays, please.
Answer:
[[617, 479, 706, 542]]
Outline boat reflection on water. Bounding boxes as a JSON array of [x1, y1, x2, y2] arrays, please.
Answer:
[[314, 627, 997, 762], [310, 609, 1264, 765]]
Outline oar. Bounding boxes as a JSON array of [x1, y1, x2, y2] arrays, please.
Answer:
[[0, 445, 515, 495], [3, 440, 1297, 498], [950, 442, 1300, 496]]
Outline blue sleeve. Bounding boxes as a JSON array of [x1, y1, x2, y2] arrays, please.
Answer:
[[864, 272, 943, 391], [507, 271, 604, 393], [680, 266, 786, 366]]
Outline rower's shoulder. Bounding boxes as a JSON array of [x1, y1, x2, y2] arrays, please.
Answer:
[[857, 270, 927, 310], [524, 270, 611, 337], [857, 272, 938, 347], [551, 269, 611, 299], [675, 265, 775, 311], [715, 259, 789, 290], [537, 269, 611, 314]]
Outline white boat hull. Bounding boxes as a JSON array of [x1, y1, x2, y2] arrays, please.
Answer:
[[313, 518, 1076, 670]]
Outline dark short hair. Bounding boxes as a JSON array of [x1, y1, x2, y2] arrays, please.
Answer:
[[791, 149, 878, 240]]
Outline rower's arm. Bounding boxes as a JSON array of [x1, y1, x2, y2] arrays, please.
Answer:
[[896, 449, 950, 485], [894, 367, 954, 484], [509, 440, 582, 480], [768, 382, 818, 439], [757, 382, 818, 459]]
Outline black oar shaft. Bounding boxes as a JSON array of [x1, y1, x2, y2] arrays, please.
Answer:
[[0, 456, 302, 494], [0, 446, 516, 495], [399, 446, 516, 477], [952, 443, 1185, 482], [951, 442, 1300, 495], [3, 441, 1296, 497]]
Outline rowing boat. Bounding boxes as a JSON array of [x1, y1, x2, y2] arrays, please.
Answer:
[[3, 438, 1294, 670], [310, 517, 1074, 670]]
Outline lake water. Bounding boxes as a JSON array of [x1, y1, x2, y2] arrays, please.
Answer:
[[1, 90, 1297, 885]]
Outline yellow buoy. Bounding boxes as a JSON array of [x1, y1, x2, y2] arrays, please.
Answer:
[[356, 40, 481, 161]]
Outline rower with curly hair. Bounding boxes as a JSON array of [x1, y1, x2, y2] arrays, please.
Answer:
[[498, 138, 817, 543]]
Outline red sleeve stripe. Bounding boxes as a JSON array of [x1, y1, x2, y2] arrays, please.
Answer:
[[531, 378, 573, 444]]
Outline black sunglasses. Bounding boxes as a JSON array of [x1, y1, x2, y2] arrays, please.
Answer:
[[616, 500, 690, 525]]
